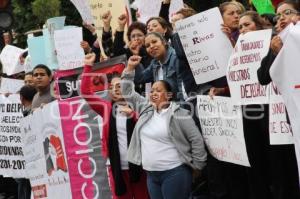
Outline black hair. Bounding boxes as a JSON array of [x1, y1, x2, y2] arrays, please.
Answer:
[[156, 80, 174, 101], [19, 85, 37, 101], [261, 13, 277, 26], [33, 64, 52, 76], [277, 0, 300, 12], [127, 22, 147, 41], [145, 32, 168, 46], [146, 17, 173, 40], [25, 72, 33, 76]]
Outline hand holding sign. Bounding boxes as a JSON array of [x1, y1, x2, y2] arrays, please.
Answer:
[[270, 36, 283, 54]]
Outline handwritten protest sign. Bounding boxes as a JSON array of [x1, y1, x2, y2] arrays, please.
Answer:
[[269, 82, 293, 145], [270, 25, 300, 178], [0, 94, 25, 178], [197, 95, 250, 166], [227, 29, 272, 105], [71, 0, 93, 24], [0, 45, 26, 76], [176, 7, 233, 84], [21, 101, 72, 198], [0, 78, 24, 94], [54, 27, 85, 70]]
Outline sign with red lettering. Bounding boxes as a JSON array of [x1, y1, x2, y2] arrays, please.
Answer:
[[269, 82, 293, 145], [227, 29, 272, 105], [197, 95, 250, 167], [175, 7, 233, 84]]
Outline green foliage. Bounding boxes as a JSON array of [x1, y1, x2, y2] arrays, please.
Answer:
[[32, 0, 61, 24], [12, 0, 39, 47], [12, 0, 84, 48]]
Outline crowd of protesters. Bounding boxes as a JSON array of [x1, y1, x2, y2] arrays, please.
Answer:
[[1, 0, 300, 199]]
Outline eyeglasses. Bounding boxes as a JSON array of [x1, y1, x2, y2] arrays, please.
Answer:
[[130, 33, 144, 40], [274, 9, 299, 21]]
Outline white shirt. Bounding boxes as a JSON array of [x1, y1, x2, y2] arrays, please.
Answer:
[[155, 62, 164, 81], [116, 106, 129, 170], [140, 104, 182, 171]]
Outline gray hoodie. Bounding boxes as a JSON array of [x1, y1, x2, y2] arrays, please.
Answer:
[[121, 70, 207, 170]]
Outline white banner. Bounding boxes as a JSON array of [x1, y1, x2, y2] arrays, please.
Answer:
[[0, 45, 26, 76], [21, 101, 72, 199], [71, 0, 93, 24], [176, 7, 233, 84], [0, 78, 24, 94], [269, 82, 293, 145], [227, 29, 272, 105], [269, 25, 300, 180], [0, 94, 25, 178], [197, 95, 250, 166], [54, 27, 85, 70], [133, 0, 183, 23]]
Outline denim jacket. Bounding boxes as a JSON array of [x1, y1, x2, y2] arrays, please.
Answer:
[[121, 70, 207, 170], [135, 47, 183, 100]]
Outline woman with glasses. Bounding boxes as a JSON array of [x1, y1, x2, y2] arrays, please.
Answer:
[[258, 0, 300, 85], [257, 1, 300, 199], [101, 12, 152, 94]]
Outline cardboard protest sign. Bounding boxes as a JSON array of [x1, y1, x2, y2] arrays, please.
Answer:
[[27, 36, 47, 68], [0, 94, 25, 178], [227, 29, 272, 105], [176, 7, 233, 84], [269, 25, 300, 179], [0, 45, 26, 76], [21, 101, 72, 199], [71, 0, 93, 24], [197, 95, 250, 167], [0, 78, 24, 94], [54, 27, 85, 70], [268, 82, 293, 145]]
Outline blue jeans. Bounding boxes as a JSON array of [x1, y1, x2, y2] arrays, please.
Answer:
[[147, 164, 192, 199]]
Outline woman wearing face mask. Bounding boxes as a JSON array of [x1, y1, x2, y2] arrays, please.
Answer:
[[81, 54, 149, 199], [128, 32, 185, 101], [120, 58, 207, 199], [258, 0, 300, 85]]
